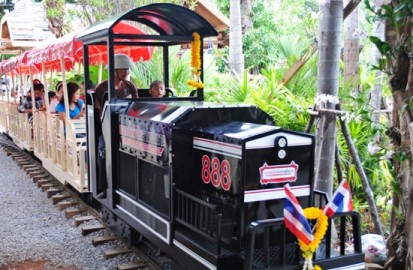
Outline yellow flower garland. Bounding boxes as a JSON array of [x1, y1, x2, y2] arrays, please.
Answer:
[[298, 207, 329, 270], [187, 32, 204, 89]]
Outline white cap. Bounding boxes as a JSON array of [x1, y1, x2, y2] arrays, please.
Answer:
[[114, 53, 134, 69]]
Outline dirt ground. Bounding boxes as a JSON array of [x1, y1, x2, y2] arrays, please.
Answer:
[[0, 260, 78, 270]]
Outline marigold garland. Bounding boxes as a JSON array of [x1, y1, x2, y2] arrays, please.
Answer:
[[298, 207, 329, 270], [187, 32, 204, 89]]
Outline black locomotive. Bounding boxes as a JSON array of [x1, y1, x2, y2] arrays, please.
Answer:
[[77, 4, 365, 270]]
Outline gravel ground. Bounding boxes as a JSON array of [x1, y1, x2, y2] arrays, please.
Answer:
[[0, 137, 143, 270]]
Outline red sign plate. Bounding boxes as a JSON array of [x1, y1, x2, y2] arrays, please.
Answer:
[[259, 161, 299, 185]]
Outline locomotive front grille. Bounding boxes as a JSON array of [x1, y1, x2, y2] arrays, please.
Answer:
[[175, 189, 238, 254], [175, 189, 220, 241]]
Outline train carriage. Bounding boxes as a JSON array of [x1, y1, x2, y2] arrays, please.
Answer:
[[0, 3, 365, 270]]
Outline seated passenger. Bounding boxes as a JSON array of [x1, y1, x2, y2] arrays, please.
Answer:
[[56, 82, 85, 123], [148, 80, 165, 98], [47, 91, 57, 108], [18, 83, 45, 114], [33, 78, 42, 85], [80, 80, 95, 102], [50, 82, 63, 113]]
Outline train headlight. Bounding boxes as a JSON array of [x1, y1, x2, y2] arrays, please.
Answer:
[[278, 149, 287, 159], [275, 136, 288, 160], [276, 136, 287, 148]]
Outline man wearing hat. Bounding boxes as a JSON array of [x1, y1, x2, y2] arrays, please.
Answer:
[[94, 53, 138, 117], [94, 53, 138, 199]]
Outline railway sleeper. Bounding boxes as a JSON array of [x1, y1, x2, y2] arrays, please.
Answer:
[[40, 183, 58, 192], [25, 167, 40, 175], [6, 151, 20, 157], [74, 215, 96, 226], [37, 179, 52, 187], [15, 158, 30, 164], [92, 235, 118, 246], [65, 207, 87, 219], [15, 156, 30, 161], [16, 161, 32, 167], [10, 153, 26, 160], [30, 173, 49, 182], [104, 248, 132, 260], [51, 194, 72, 205], [21, 164, 37, 171], [46, 188, 63, 198], [81, 224, 106, 236], [30, 174, 47, 183], [18, 162, 33, 169], [58, 200, 79, 210], [117, 261, 147, 270]]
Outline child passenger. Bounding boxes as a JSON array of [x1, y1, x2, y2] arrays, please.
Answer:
[[50, 81, 63, 113], [148, 80, 165, 98]]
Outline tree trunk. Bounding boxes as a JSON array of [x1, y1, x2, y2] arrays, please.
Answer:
[[44, 0, 64, 38], [240, 0, 253, 33], [383, 1, 412, 266], [314, 0, 343, 195], [229, 0, 244, 77], [369, 2, 386, 126], [343, 0, 359, 95]]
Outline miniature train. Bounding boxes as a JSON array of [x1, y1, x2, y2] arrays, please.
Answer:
[[0, 3, 365, 269]]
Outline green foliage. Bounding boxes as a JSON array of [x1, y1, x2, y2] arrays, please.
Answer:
[[368, 36, 391, 71], [365, 0, 413, 31], [364, 0, 413, 76], [214, 0, 318, 71], [243, 28, 278, 70], [0, 0, 14, 17], [130, 46, 217, 96], [205, 68, 311, 132], [45, 0, 65, 19], [337, 82, 394, 213]]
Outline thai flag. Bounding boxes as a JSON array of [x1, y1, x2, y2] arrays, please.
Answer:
[[283, 184, 314, 244], [323, 179, 354, 218]]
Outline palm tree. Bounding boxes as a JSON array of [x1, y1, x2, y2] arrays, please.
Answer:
[[229, 0, 244, 77], [314, 0, 343, 195]]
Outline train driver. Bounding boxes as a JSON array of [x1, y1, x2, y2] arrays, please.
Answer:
[[94, 53, 138, 116], [94, 54, 137, 199]]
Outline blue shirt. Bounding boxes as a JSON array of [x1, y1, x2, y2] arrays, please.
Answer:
[[56, 99, 84, 119]]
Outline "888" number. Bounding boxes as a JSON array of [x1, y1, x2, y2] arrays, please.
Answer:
[[201, 155, 231, 190]]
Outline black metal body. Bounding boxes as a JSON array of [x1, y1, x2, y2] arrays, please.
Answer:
[[76, 4, 365, 270]]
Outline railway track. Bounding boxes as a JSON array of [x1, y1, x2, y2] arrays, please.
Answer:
[[0, 133, 170, 270]]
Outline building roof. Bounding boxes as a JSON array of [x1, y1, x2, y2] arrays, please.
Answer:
[[194, 0, 229, 33], [0, 0, 55, 55]]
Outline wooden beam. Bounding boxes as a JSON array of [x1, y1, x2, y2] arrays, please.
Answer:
[[343, 0, 362, 20], [280, 42, 317, 85]]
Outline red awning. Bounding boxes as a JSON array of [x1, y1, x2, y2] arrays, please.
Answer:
[[25, 21, 153, 72], [84, 22, 154, 65], [0, 50, 35, 74]]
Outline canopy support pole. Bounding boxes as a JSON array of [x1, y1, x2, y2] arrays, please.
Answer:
[[60, 57, 70, 120]]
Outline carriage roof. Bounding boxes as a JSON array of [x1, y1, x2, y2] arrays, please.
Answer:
[[76, 3, 218, 44]]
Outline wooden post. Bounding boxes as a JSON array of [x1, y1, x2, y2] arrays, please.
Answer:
[[338, 106, 384, 237]]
